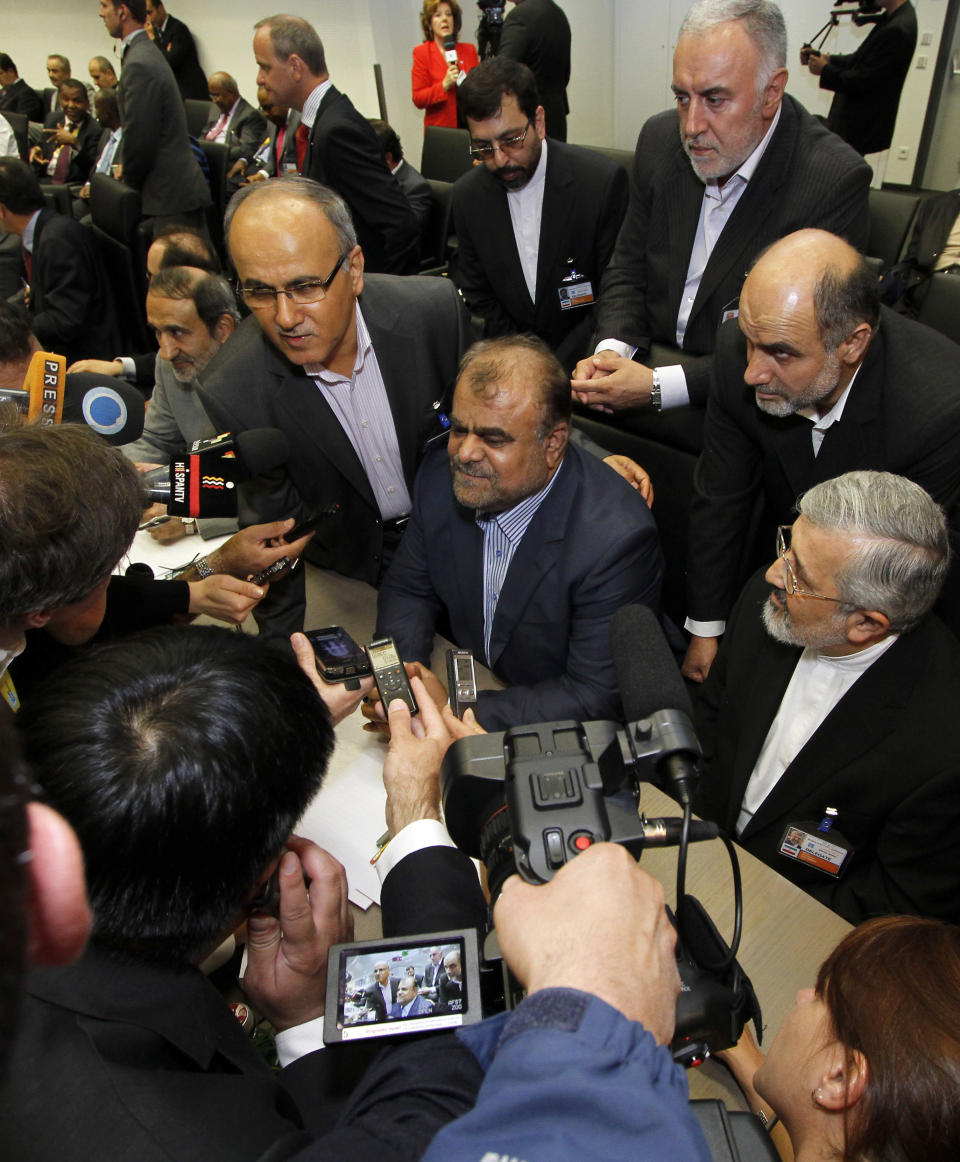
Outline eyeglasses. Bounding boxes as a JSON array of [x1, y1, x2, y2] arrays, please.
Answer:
[[468, 122, 532, 160], [238, 251, 349, 310], [775, 526, 845, 603]]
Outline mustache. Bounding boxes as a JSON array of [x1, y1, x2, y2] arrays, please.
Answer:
[[451, 458, 494, 480]]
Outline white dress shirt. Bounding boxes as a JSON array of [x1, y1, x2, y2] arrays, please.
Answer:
[[506, 138, 548, 303]]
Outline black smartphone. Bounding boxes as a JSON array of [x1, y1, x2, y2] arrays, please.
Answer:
[[306, 625, 372, 682], [365, 636, 419, 715], [446, 648, 477, 719], [283, 506, 338, 543]]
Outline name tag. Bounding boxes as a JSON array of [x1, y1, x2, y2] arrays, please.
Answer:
[[721, 307, 739, 324], [558, 280, 594, 310], [779, 821, 851, 879]]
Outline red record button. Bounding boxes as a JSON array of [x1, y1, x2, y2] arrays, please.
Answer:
[[571, 832, 593, 852]]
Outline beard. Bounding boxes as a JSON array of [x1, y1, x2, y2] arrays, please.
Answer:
[[761, 591, 848, 651], [754, 351, 842, 418]]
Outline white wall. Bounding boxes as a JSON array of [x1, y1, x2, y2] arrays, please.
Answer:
[[2, 0, 950, 183]]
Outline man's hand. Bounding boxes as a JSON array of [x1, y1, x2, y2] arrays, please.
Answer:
[[291, 631, 374, 725], [242, 171, 268, 185], [571, 352, 654, 412], [227, 158, 245, 180], [211, 519, 315, 580], [149, 515, 191, 544], [381, 676, 483, 835], [242, 839, 352, 1031], [362, 660, 449, 734], [494, 843, 680, 1043], [28, 144, 43, 164], [681, 634, 719, 683], [186, 575, 265, 624], [48, 126, 77, 147], [804, 50, 828, 76], [603, 454, 654, 506], [66, 357, 124, 376]]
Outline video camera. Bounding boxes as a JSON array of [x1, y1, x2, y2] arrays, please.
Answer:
[[476, 0, 505, 59], [802, 0, 884, 63]]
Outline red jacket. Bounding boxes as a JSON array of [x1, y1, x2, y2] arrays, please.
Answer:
[[412, 39, 479, 128]]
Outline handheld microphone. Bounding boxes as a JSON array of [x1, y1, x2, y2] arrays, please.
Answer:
[[144, 428, 289, 518], [0, 349, 66, 425], [610, 604, 700, 807], [444, 34, 458, 67]]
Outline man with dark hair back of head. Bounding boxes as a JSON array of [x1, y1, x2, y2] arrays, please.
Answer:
[[572, 0, 871, 429], [0, 157, 116, 366], [198, 176, 474, 642], [452, 56, 628, 369], [0, 55, 43, 123], [98, 0, 211, 227], [29, 78, 101, 186], [0, 623, 490, 1159], [683, 227, 960, 683], [252, 13, 420, 274], [696, 469, 960, 925], [375, 334, 663, 730], [369, 117, 432, 230]]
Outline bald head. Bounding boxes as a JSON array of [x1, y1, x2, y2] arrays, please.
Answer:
[[208, 72, 239, 114]]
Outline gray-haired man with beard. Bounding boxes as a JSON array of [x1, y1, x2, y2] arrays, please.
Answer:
[[682, 228, 960, 682], [694, 470, 960, 926]]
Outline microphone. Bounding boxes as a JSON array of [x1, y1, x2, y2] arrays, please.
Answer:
[[610, 604, 700, 808], [0, 352, 145, 445], [143, 428, 289, 518], [443, 34, 458, 67]]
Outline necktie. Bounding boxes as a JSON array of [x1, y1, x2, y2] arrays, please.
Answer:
[[206, 113, 228, 142], [275, 125, 286, 171], [22, 247, 32, 284], [295, 123, 309, 173], [51, 142, 72, 184]]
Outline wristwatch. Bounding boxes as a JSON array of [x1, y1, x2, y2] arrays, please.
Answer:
[[650, 368, 663, 412]]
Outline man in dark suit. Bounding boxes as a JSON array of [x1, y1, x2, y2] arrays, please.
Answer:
[[100, 0, 211, 228], [252, 14, 420, 275], [0, 55, 43, 123], [29, 80, 101, 186], [572, 0, 870, 417], [683, 229, 960, 683], [499, 0, 571, 142], [231, 87, 300, 184], [802, 0, 917, 157], [202, 72, 267, 169], [198, 178, 473, 641], [420, 946, 448, 1000], [365, 961, 401, 1021], [883, 187, 960, 315], [145, 0, 208, 100], [390, 977, 434, 1019], [695, 470, 960, 926], [375, 334, 662, 731], [0, 627, 487, 1161], [370, 119, 432, 231], [0, 159, 116, 367], [453, 57, 627, 370], [435, 951, 465, 1013]]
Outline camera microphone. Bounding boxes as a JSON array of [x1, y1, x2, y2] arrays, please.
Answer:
[[640, 817, 719, 846], [610, 604, 700, 808]]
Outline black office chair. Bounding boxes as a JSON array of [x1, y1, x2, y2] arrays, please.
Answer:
[[579, 143, 634, 175], [867, 188, 921, 270], [185, 99, 214, 139], [40, 184, 73, 216], [420, 179, 455, 274], [0, 110, 29, 160], [89, 174, 152, 352], [916, 272, 960, 345], [196, 139, 228, 260], [420, 126, 472, 183]]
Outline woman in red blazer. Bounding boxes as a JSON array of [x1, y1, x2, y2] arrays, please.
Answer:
[[412, 0, 479, 129]]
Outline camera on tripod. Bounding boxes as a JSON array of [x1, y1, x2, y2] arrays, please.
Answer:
[[802, 0, 884, 64]]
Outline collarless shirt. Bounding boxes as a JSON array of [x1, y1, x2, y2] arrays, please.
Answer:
[[475, 455, 565, 664], [506, 138, 548, 303], [736, 632, 899, 835], [304, 304, 410, 520], [797, 364, 861, 455]]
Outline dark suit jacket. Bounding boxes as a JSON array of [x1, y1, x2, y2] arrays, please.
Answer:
[[889, 188, 960, 315], [117, 30, 211, 217], [0, 845, 487, 1162], [436, 976, 464, 1012], [499, 0, 572, 142], [203, 96, 268, 166], [364, 977, 401, 1022], [695, 569, 960, 924], [154, 13, 208, 100], [394, 157, 432, 229], [305, 86, 420, 275], [821, 0, 917, 156], [0, 77, 43, 122], [37, 110, 101, 184], [375, 441, 663, 731], [686, 307, 960, 627], [28, 207, 118, 366], [451, 139, 627, 366], [197, 275, 474, 640], [593, 94, 872, 405]]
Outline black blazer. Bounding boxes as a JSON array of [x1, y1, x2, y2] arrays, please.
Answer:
[[375, 440, 663, 731], [154, 14, 208, 100], [202, 96, 268, 166], [0, 77, 43, 122], [305, 86, 420, 275], [451, 139, 628, 366], [499, 0, 571, 141], [696, 569, 960, 925], [821, 0, 917, 156], [686, 306, 960, 627], [592, 94, 871, 404], [197, 275, 475, 640], [37, 111, 102, 184]]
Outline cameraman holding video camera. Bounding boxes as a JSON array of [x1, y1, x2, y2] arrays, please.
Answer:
[[801, 0, 917, 158]]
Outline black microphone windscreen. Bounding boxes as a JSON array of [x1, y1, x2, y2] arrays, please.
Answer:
[[443, 35, 457, 51], [233, 427, 289, 478], [610, 604, 692, 722], [61, 373, 145, 446]]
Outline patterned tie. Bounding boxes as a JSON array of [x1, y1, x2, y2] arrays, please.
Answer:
[[51, 142, 72, 184], [295, 122, 309, 173], [206, 113, 228, 142]]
